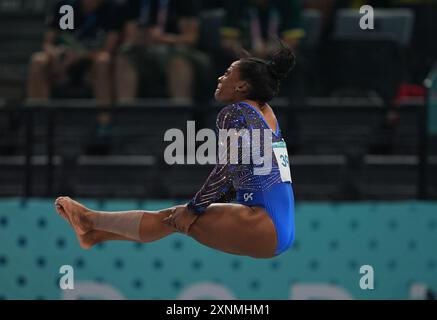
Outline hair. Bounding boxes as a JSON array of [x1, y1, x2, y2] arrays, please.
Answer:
[[238, 41, 296, 104]]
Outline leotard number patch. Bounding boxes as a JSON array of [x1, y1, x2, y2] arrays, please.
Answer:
[[272, 140, 292, 183]]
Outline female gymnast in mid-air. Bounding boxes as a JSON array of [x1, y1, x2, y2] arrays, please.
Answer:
[[55, 44, 296, 259]]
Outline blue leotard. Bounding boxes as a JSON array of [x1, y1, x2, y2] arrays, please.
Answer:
[[187, 102, 295, 255]]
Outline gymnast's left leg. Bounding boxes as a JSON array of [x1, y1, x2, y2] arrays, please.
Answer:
[[55, 196, 278, 258], [55, 196, 178, 249]]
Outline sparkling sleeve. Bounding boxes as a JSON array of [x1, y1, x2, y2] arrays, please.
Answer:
[[187, 105, 246, 214]]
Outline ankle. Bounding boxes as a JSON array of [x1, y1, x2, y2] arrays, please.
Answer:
[[79, 231, 97, 249], [85, 210, 99, 230]]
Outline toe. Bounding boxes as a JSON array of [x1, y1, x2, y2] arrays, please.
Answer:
[[55, 204, 66, 216], [58, 197, 67, 207]]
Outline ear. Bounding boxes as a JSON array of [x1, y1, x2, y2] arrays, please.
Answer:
[[236, 81, 250, 94]]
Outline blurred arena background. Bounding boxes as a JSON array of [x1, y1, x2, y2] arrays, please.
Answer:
[[0, 0, 436, 299]]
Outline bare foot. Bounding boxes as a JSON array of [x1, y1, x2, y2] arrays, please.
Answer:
[[55, 196, 94, 236]]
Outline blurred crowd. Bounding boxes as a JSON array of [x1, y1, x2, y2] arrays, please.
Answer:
[[0, 0, 434, 196], [26, 0, 437, 109], [26, 0, 302, 108]]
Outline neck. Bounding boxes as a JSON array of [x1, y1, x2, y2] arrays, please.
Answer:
[[242, 99, 267, 111]]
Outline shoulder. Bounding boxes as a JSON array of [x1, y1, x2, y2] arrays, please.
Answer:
[[216, 103, 247, 129]]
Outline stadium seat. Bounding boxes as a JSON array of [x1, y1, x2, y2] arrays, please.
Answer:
[[333, 8, 415, 48], [325, 8, 415, 102], [198, 8, 225, 53], [301, 9, 322, 50]]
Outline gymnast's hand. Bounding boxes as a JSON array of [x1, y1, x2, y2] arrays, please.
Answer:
[[163, 205, 199, 234]]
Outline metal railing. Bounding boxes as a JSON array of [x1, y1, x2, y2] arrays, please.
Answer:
[[0, 97, 431, 199]]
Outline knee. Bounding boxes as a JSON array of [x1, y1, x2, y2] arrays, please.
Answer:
[[115, 54, 128, 67], [115, 54, 135, 75], [30, 52, 50, 72], [160, 205, 186, 218], [93, 52, 112, 69], [169, 55, 191, 72]]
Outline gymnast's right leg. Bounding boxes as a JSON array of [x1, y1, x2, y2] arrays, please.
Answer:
[[55, 197, 178, 249], [55, 196, 277, 258]]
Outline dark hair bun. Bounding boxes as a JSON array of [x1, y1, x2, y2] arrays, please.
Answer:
[[267, 44, 296, 81]]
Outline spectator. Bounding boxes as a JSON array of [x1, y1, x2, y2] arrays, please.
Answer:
[[381, 0, 437, 84], [218, 0, 306, 102], [220, 0, 305, 60], [115, 0, 211, 103], [27, 0, 121, 109], [303, 0, 335, 35]]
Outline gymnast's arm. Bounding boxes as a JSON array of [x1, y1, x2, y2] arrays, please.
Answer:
[[187, 105, 245, 214]]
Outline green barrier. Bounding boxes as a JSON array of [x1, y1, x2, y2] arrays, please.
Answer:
[[0, 199, 436, 299]]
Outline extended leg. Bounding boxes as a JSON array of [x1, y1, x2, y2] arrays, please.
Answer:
[[27, 52, 51, 101], [55, 196, 176, 244], [55, 197, 277, 258], [91, 51, 113, 106], [167, 55, 193, 100], [115, 54, 138, 103]]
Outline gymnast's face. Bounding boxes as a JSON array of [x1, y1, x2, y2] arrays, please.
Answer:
[[215, 61, 249, 103]]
